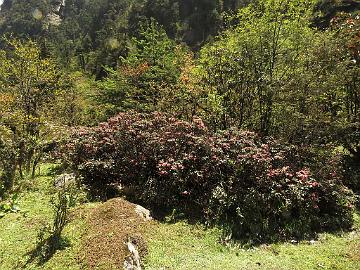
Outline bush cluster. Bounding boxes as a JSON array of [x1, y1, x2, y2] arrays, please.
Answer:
[[62, 112, 355, 242]]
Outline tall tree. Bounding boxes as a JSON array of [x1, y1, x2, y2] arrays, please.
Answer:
[[199, 0, 318, 134], [0, 38, 61, 177]]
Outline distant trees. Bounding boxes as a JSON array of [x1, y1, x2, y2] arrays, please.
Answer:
[[129, 0, 258, 49], [49, 0, 134, 78], [0, 0, 252, 76], [1, 0, 357, 79], [97, 20, 200, 118], [130, 0, 223, 49], [0, 0, 51, 39]]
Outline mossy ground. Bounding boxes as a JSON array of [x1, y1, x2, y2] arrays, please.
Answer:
[[0, 165, 359, 270]]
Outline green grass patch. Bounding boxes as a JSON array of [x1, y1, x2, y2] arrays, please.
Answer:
[[144, 217, 360, 270], [0, 165, 92, 270]]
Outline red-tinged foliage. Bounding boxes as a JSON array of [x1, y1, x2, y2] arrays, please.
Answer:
[[61, 112, 355, 242]]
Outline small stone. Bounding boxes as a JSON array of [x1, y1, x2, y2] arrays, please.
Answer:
[[54, 173, 76, 188], [134, 205, 152, 221]]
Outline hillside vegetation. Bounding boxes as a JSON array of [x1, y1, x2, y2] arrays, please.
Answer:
[[0, 0, 359, 269]]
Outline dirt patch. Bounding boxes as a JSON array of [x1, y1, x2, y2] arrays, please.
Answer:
[[79, 198, 151, 269]]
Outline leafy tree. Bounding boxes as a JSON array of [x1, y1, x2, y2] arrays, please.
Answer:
[[199, 0, 318, 134], [0, 38, 61, 178], [332, 13, 360, 158], [271, 12, 359, 150], [52, 71, 104, 126]]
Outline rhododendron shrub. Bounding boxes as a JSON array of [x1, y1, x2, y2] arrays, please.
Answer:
[[62, 112, 354, 241]]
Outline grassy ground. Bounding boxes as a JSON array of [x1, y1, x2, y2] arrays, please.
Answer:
[[0, 165, 95, 270], [144, 219, 360, 270], [0, 166, 359, 270]]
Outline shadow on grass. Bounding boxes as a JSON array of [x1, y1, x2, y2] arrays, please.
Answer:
[[44, 163, 66, 177], [23, 235, 71, 267], [148, 206, 356, 249]]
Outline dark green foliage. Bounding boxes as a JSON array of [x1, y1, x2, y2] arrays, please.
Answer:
[[0, 0, 51, 39], [48, 0, 133, 77], [1, 0, 357, 77], [129, 0, 223, 49], [343, 154, 360, 195], [62, 112, 355, 242], [313, 0, 360, 28], [0, 135, 16, 197], [129, 0, 255, 49]]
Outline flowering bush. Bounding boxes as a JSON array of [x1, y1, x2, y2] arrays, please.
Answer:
[[62, 112, 354, 242]]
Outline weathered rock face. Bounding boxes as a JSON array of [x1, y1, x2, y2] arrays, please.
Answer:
[[46, 0, 65, 26], [51, 0, 65, 14]]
